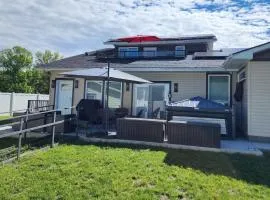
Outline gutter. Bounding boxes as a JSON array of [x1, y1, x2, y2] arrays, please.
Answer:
[[38, 68, 87, 71]]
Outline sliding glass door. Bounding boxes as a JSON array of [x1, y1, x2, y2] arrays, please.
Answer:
[[133, 84, 149, 118], [133, 83, 170, 118]]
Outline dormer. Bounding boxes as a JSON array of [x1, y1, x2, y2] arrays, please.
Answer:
[[104, 34, 217, 59]]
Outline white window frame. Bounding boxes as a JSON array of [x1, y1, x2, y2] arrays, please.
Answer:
[[106, 81, 123, 108], [84, 80, 104, 101], [207, 74, 231, 106], [84, 80, 123, 108], [143, 47, 157, 57], [118, 47, 138, 58], [175, 46, 185, 57], [132, 82, 170, 118]]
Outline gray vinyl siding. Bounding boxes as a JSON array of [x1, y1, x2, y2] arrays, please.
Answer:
[[248, 61, 270, 137], [127, 71, 237, 103], [128, 72, 207, 101]]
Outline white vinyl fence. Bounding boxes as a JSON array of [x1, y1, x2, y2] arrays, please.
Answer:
[[0, 92, 49, 116]]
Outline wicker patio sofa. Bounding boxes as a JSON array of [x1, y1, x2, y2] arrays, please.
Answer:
[[167, 120, 221, 148], [116, 118, 166, 142]]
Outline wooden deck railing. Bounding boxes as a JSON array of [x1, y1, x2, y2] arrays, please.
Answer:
[[0, 106, 75, 160], [27, 100, 53, 113]]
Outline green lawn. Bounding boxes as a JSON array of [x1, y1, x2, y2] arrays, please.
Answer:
[[0, 115, 10, 121], [0, 144, 270, 199]]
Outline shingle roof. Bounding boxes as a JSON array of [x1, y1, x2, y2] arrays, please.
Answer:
[[38, 48, 113, 70], [38, 47, 229, 72]]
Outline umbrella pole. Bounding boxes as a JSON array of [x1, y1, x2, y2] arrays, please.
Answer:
[[105, 61, 110, 133]]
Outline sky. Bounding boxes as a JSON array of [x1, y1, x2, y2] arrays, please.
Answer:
[[0, 0, 269, 57]]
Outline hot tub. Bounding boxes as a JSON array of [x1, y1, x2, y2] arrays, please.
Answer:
[[166, 96, 233, 137]]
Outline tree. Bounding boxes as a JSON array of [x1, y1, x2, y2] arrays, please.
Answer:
[[35, 50, 63, 65], [0, 71, 34, 93], [0, 46, 33, 93], [0, 46, 33, 75], [26, 69, 50, 94], [0, 47, 63, 94], [34, 50, 63, 94]]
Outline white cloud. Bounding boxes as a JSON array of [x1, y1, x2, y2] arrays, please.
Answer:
[[0, 0, 269, 56]]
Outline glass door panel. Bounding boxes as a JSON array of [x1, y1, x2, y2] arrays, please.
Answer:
[[133, 83, 170, 118], [149, 84, 170, 118], [107, 81, 122, 108], [133, 84, 149, 118]]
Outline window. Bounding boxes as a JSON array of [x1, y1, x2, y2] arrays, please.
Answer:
[[85, 81, 103, 101], [105, 81, 122, 108], [175, 46, 185, 57], [208, 74, 231, 106], [118, 47, 138, 58], [143, 47, 157, 57], [85, 80, 123, 108]]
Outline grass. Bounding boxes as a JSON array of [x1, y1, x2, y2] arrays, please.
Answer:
[[0, 134, 65, 161], [0, 115, 10, 121], [0, 136, 55, 161], [0, 143, 270, 199]]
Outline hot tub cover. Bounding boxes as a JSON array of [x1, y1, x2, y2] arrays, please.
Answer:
[[166, 97, 232, 136], [167, 96, 230, 111]]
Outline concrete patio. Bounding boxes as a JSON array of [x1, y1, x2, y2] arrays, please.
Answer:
[[221, 139, 270, 152]]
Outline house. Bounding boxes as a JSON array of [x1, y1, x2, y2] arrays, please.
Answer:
[[38, 34, 270, 142], [223, 42, 270, 142]]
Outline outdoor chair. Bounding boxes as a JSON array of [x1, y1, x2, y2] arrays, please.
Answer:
[[115, 107, 129, 118], [152, 107, 160, 119], [135, 107, 147, 118]]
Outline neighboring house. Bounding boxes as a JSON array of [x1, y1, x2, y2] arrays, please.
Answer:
[[38, 34, 270, 142]]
